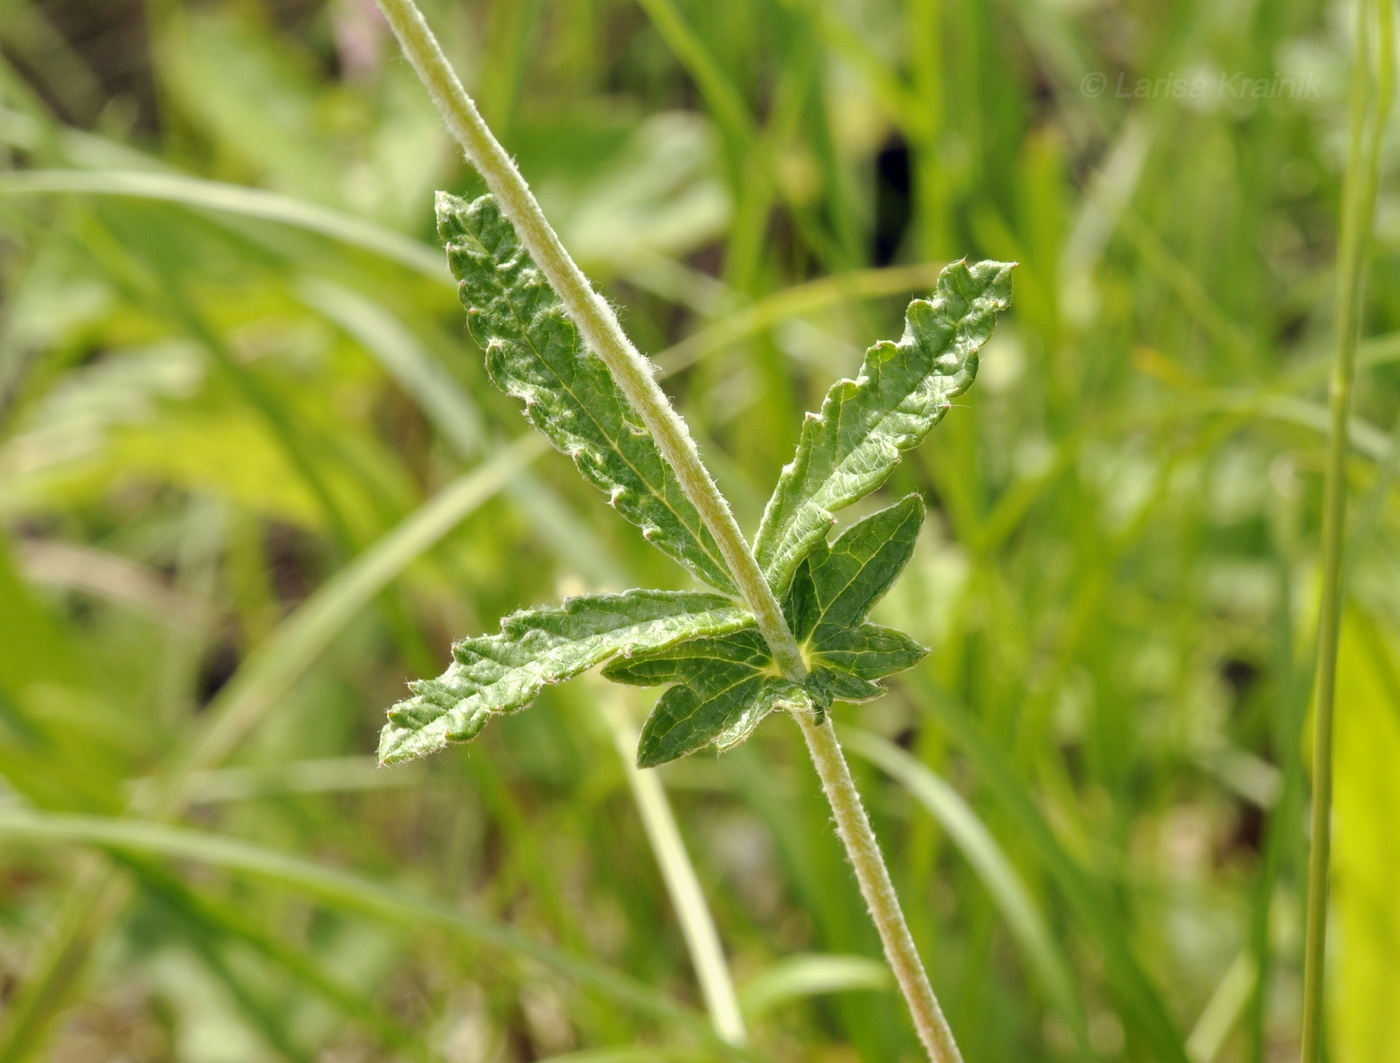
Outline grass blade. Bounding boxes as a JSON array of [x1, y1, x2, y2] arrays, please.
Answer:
[[1300, 2, 1395, 1059], [599, 690, 747, 1045], [0, 807, 728, 1043], [0, 169, 445, 278], [918, 686, 1191, 1063]]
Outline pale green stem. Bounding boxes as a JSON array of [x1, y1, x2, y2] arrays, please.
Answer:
[[599, 692, 747, 1046], [372, 3, 964, 1059], [1300, 1, 1394, 1061], [795, 713, 964, 1063]]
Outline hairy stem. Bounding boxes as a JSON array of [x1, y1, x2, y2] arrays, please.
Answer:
[[372, 0, 801, 678], [1299, 1, 1393, 1060], [600, 693, 747, 1046], [795, 712, 963, 1063], [373, 2, 965, 1058]]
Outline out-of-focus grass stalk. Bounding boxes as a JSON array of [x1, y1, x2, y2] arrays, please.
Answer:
[[654, 262, 948, 375], [598, 692, 747, 1046], [1187, 951, 1255, 1063], [0, 170, 447, 278], [0, 863, 131, 1063], [0, 443, 542, 1061], [0, 808, 736, 1046], [1300, 1, 1394, 1060]]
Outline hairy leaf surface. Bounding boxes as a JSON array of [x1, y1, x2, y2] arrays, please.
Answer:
[[608, 499, 928, 765], [754, 260, 1013, 592], [437, 192, 737, 593], [379, 590, 748, 764]]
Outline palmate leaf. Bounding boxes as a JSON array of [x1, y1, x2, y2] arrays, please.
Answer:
[[437, 192, 737, 594], [604, 631, 809, 768], [378, 590, 749, 765], [606, 498, 929, 766], [753, 260, 1014, 593]]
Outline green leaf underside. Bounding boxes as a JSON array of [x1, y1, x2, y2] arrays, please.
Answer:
[[378, 590, 748, 765], [608, 498, 930, 766], [437, 192, 737, 594], [753, 259, 1014, 593], [604, 631, 810, 767]]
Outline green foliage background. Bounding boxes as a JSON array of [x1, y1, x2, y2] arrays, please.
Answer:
[[0, 0, 1397, 1060]]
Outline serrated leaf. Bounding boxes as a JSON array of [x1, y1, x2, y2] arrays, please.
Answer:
[[437, 192, 737, 593], [379, 590, 749, 765], [754, 260, 1013, 592], [605, 630, 808, 767], [802, 624, 928, 704], [711, 679, 809, 752]]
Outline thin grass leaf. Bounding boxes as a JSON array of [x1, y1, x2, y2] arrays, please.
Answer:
[[298, 276, 485, 459], [132, 865, 427, 1057], [737, 954, 891, 1021], [0, 808, 730, 1046], [159, 438, 545, 798], [0, 169, 446, 278], [598, 691, 747, 1044], [438, 192, 738, 593], [753, 261, 1013, 592], [923, 688, 1191, 1063], [380, 590, 751, 765]]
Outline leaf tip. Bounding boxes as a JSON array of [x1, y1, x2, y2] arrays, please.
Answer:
[[434, 190, 472, 241], [376, 726, 413, 767], [635, 728, 675, 769]]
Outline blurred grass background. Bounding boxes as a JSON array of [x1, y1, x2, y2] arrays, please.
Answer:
[[0, 0, 1397, 1060]]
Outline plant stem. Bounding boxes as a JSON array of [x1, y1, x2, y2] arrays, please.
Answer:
[[796, 712, 964, 1063], [373, 3, 965, 1059], [372, 0, 801, 680], [599, 693, 748, 1046], [1299, 1, 1393, 1060]]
